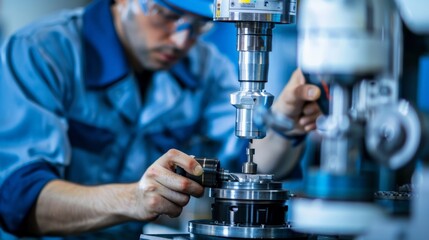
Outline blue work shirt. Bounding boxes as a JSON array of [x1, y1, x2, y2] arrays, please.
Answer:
[[0, 0, 244, 238]]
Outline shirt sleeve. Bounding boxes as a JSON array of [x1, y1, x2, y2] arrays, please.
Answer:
[[0, 27, 73, 236], [0, 162, 59, 234]]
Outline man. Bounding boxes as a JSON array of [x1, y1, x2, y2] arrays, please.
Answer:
[[0, 0, 321, 238]]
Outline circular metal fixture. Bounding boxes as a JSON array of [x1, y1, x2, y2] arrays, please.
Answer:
[[189, 220, 303, 239]]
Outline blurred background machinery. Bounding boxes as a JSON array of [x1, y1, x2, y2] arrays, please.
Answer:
[[142, 0, 429, 240], [291, 0, 429, 239], [0, 0, 91, 38], [176, 0, 429, 240]]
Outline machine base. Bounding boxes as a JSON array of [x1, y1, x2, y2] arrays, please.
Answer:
[[188, 219, 305, 239]]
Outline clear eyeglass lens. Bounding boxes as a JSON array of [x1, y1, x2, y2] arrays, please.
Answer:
[[142, 0, 213, 36]]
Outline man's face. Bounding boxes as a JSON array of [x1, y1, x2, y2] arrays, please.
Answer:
[[113, 0, 210, 71]]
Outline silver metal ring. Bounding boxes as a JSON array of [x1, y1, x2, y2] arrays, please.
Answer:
[[189, 220, 302, 239]]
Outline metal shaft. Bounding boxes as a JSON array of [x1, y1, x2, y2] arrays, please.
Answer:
[[242, 139, 257, 174], [232, 22, 275, 139]]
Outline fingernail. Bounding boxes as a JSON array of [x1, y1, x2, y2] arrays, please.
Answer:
[[308, 88, 316, 98], [194, 165, 203, 176]]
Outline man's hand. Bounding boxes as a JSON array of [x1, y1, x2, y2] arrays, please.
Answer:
[[272, 69, 322, 135], [253, 69, 322, 177], [133, 149, 204, 221], [22, 149, 204, 236]]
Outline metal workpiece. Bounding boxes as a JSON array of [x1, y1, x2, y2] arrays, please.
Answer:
[[224, 172, 273, 184], [242, 141, 257, 174], [241, 160, 257, 174]]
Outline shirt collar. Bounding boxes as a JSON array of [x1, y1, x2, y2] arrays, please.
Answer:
[[83, 0, 129, 88], [82, 0, 199, 89]]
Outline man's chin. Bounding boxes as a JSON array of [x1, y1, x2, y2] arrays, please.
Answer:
[[137, 55, 180, 71], [152, 60, 179, 71]]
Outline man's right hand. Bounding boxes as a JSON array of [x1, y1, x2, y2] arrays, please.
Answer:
[[132, 149, 204, 221], [21, 149, 204, 236]]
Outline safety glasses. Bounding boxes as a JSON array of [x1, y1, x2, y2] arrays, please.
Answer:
[[139, 0, 213, 38]]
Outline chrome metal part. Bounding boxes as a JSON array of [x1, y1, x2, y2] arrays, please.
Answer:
[[317, 84, 363, 175], [226, 173, 273, 183], [189, 220, 301, 239], [210, 183, 288, 201], [219, 171, 240, 182], [188, 170, 294, 239], [366, 101, 422, 169], [214, 0, 295, 139], [242, 141, 257, 174], [214, 0, 296, 24], [231, 22, 275, 139]]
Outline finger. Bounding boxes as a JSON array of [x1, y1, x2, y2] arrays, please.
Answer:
[[273, 70, 306, 117], [294, 84, 321, 102], [146, 164, 204, 197], [277, 69, 306, 103], [154, 196, 182, 218], [303, 102, 321, 116], [287, 69, 306, 88], [304, 123, 317, 132], [158, 149, 203, 176], [274, 69, 320, 118], [139, 190, 182, 219], [151, 179, 191, 207], [298, 112, 320, 127]]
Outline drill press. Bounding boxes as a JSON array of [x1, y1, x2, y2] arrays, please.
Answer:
[[186, 1, 302, 239]]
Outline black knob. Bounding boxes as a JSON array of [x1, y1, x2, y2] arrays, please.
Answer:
[[175, 158, 221, 188]]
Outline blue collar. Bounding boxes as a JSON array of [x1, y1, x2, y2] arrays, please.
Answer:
[[82, 0, 199, 89], [83, 0, 130, 88]]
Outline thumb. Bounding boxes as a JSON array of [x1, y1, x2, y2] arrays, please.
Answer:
[[275, 69, 320, 116], [294, 84, 321, 102]]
